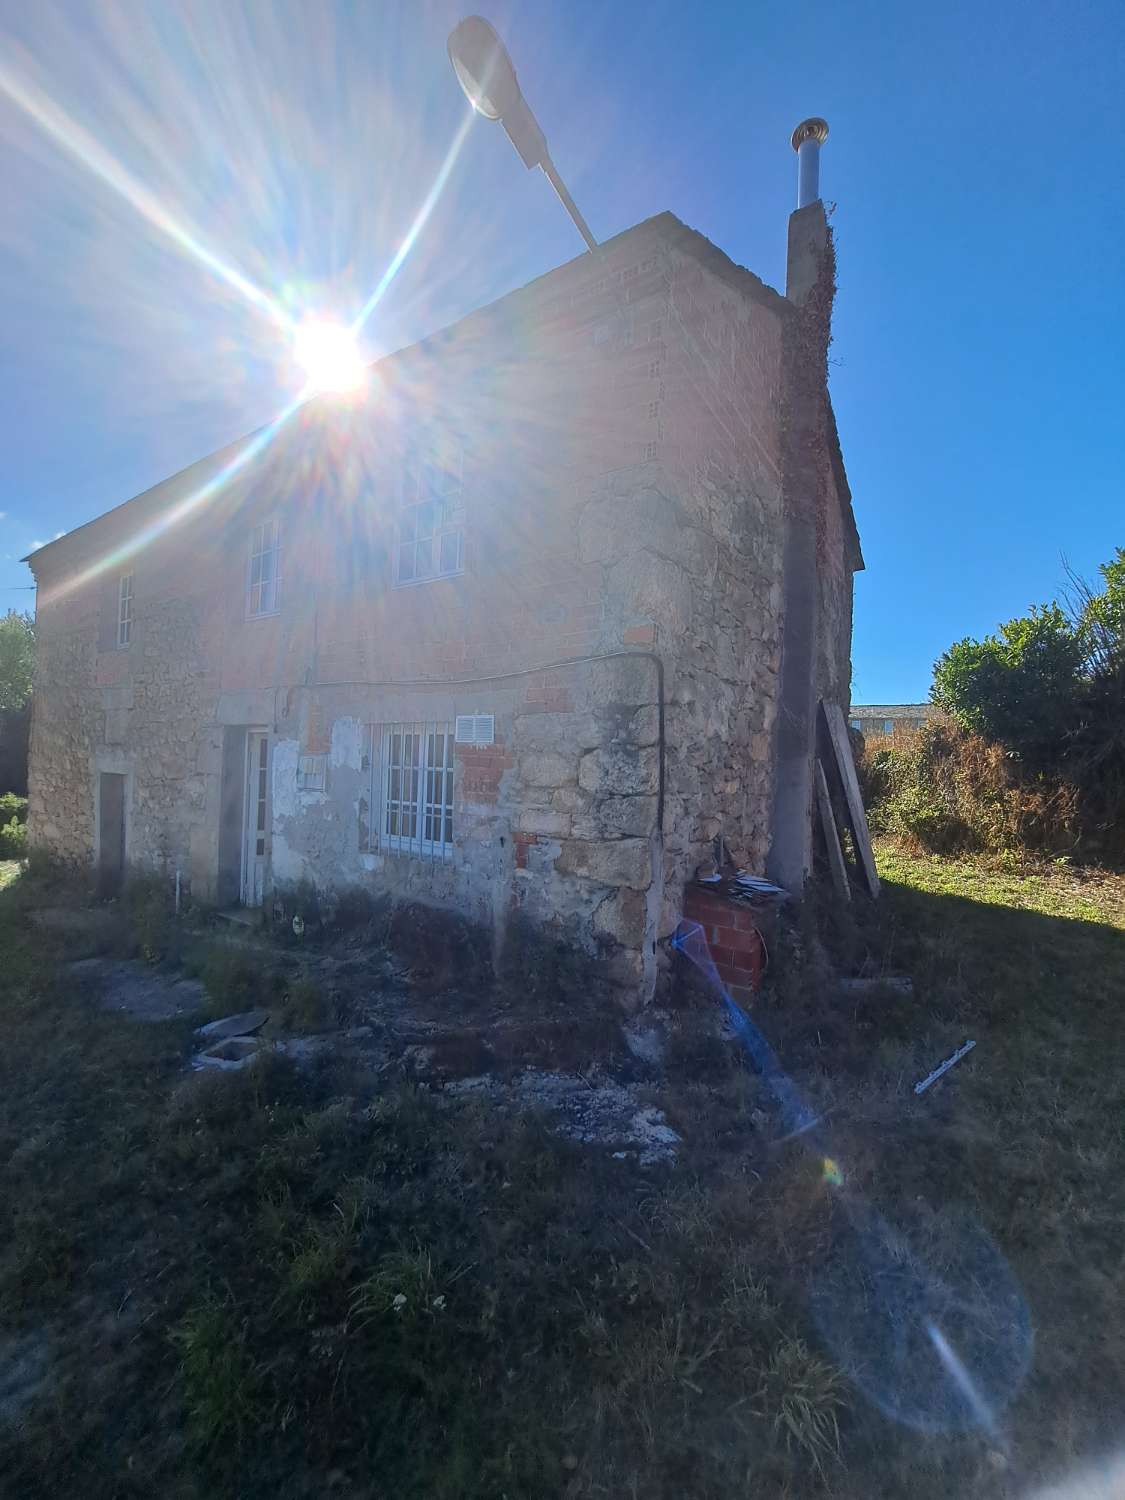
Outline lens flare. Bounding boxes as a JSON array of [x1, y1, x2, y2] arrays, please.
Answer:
[[671, 918, 1033, 1436], [293, 318, 367, 395]]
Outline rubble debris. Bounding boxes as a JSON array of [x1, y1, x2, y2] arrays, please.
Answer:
[[195, 1009, 271, 1042], [914, 1039, 976, 1096], [622, 1020, 666, 1067], [839, 977, 914, 998], [732, 873, 790, 899], [193, 1036, 267, 1072], [447, 1069, 680, 1164]]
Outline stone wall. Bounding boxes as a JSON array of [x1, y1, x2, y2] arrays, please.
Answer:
[[27, 211, 851, 1004]]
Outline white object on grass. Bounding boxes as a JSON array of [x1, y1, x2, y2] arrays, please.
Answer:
[[914, 1039, 976, 1096]]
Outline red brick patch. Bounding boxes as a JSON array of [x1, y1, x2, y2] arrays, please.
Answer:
[[681, 884, 765, 992], [514, 832, 538, 870]]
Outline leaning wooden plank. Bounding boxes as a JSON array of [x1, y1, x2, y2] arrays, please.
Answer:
[[821, 701, 881, 897], [815, 757, 850, 902]]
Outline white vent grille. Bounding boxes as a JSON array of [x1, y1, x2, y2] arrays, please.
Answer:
[[455, 713, 495, 747], [297, 753, 326, 791]]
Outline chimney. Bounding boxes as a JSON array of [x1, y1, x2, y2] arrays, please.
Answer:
[[785, 117, 831, 304], [791, 117, 829, 209]]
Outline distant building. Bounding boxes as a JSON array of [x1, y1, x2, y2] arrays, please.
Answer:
[[850, 704, 939, 738]]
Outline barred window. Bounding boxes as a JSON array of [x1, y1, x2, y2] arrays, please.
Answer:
[[395, 435, 464, 587], [117, 573, 134, 648], [368, 722, 454, 858], [247, 519, 280, 617]]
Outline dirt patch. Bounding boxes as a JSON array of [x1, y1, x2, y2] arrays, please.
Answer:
[[67, 958, 207, 1023]]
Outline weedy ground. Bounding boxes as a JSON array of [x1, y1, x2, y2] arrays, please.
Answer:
[[0, 845, 1122, 1498]]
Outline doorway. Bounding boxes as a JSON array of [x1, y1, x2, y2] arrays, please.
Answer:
[[240, 730, 270, 906], [97, 771, 126, 895]]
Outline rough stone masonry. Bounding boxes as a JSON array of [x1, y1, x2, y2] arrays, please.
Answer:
[[26, 207, 861, 1006]]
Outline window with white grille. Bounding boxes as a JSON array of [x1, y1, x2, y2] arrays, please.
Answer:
[[247, 518, 280, 617], [395, 435, 464, 586], [117, 573, 134, 648], [370, 723, 454, 857]]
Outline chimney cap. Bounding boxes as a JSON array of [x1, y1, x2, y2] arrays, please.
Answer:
[[791, 117, 829, 151]]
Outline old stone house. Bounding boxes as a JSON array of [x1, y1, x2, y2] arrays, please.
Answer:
[[26, 193, 861, 1004]]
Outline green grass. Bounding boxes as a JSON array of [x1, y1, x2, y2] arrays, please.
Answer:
[[0, 848, 1123, 1497]]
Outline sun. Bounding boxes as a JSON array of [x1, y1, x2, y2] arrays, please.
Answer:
[[293, 317, 367, 394]]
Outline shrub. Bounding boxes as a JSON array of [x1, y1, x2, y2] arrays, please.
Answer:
[[932, 604, 1083, 763], [0, 793, 27, 823], [0, 816, 27, 859], [860, 722, 1079, 856], [925, 550, 1125, 857]]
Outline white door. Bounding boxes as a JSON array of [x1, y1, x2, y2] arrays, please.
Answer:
[[241, 730, 270, 906]]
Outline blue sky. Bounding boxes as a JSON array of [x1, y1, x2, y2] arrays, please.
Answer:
[[0, 0, 1121, 702]]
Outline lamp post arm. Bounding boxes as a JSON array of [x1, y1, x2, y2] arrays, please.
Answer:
[[541, 156, 598, 251]]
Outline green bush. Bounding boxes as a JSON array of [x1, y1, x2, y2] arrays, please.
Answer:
[[923, 549, 1124, 859], [0, 794, 27, 823], [860, 722, 1079, 856], [0, 816, 26, 859]]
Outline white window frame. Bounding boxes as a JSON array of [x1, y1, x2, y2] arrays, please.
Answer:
[[393, 435, 465, 588], [370, 722, 454, 859], [246, 518, 281, 618], [117, 573, 135, 648], [882, 719, 894, 735]]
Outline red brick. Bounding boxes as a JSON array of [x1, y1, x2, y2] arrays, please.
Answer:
[[712, 924, 760, 954], [623, 623, 656, 645], [725, 964, 761, 987], [728, 908, 761, 932]]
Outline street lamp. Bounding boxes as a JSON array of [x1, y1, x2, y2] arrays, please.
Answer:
[[447, 15, 598, 252]]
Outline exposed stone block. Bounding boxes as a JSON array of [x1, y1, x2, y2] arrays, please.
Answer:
[[520, 750, 576, 788], [554, 838, 650, 889], [578, 745, 659, 798], [608, 551, 693, 638], [586, 654, 659, 709], [571, 794, 658, 841], [517, 807, 572, 837], [593, 887, 647, 947]]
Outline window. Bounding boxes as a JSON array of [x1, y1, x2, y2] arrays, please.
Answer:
[[849, 719, 862, 733], [117, 573, 134, 648], [371, 722, 454, 857], [247, 519, 280, 617], [883, 719, 894, 735], [395, 436, 464, 586]]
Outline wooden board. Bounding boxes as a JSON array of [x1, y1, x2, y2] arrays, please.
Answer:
[[815, 757, 850, 902], [821, 701, 880, 897]]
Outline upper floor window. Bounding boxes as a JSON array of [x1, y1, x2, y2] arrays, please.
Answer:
[[117, 573, 135, 648], [247, 519, 280, 617], [395, 436, 464, 587]]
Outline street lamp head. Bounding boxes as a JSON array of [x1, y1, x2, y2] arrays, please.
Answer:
[[448, 15, 517, 121], [447, 15, 547, 170]]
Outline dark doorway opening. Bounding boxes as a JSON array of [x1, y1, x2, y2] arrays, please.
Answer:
[[98, 772, 126, 895]]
